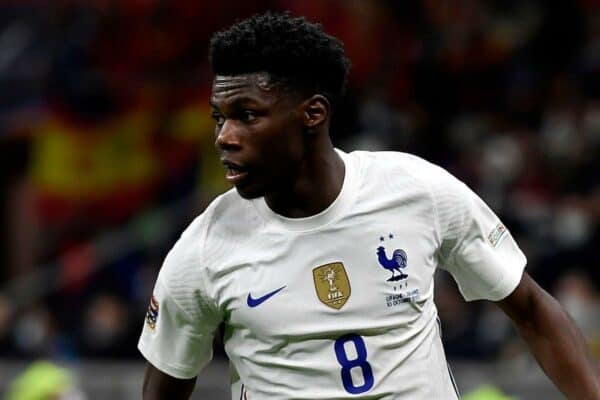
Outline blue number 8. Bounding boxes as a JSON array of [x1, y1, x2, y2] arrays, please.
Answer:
[[334, 334, 374, 394]]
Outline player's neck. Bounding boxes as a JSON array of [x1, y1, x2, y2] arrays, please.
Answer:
[[264, 142, 345, 219]]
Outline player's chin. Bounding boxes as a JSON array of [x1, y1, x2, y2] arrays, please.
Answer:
[[234, 181, 265, 199]]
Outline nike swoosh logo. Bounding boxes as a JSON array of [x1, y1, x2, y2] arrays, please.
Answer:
[[247, 286, 286, 308]]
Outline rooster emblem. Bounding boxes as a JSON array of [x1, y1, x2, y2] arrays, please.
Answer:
[[377, 246, 408, 281]]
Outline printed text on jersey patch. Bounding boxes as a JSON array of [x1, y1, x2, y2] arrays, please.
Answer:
[[313, 262, 351, 310], [487, 223, 507, 248]]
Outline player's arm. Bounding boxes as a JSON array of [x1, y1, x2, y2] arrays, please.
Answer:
[[497, 272, 600, 399], [142, 363, 197, 400]]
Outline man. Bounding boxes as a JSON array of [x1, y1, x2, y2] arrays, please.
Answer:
[[139, 12, 600, 399]]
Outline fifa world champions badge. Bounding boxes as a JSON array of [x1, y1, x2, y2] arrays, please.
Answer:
[[313, 262, 351, 310], [146, 295, 159, 330]]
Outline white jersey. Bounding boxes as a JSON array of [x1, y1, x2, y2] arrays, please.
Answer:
[[138, 150, 526, 399]]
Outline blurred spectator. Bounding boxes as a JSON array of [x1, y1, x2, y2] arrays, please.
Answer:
[[80, 293, 134, 357], [0, 135, 36, 279], [554, 271, 600, 358]]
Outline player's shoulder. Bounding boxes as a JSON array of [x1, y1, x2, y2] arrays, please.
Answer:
[[350, 149, 431, 170], [204, 188, 258, 235], [157, 188, 251, 284], [180, 187, 258, 248], [179, 187, 251, 241], [348, 149, 451, 187]]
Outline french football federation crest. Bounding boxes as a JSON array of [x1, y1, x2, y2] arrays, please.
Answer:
[[377, 233, 408, 282], [313, 262, 351, 310], [146, 295, 159, 330]]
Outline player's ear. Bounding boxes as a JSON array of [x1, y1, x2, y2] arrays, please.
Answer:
[[302, 95, 330, 134]]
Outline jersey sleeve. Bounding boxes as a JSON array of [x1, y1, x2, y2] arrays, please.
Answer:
[[429, 165, 527, 302], [138, 212, 223, 379]]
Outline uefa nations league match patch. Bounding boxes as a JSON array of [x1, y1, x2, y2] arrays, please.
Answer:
[[145, 295, 159, 330], [487, 223, 507, 248]]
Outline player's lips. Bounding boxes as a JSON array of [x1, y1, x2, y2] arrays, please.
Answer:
[[221, 159, 249, 185]]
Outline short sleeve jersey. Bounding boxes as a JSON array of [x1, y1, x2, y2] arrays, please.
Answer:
[[138, 150, 526, 399]]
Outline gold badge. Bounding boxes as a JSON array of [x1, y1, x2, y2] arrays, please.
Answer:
[[313, 262, 351, 310]]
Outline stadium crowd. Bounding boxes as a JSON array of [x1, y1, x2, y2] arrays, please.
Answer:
[[0, 0, 598, 366]]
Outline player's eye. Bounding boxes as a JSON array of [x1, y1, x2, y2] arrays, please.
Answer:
[[241, 110, 258, 123], [211, 112, 225, 126]]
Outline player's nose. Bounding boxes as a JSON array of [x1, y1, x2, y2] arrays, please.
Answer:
[[215, 120, 242, 151]]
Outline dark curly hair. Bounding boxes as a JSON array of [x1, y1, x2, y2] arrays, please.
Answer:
[[209, 12, 351, 105]]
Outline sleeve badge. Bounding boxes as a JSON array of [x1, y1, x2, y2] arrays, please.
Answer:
[[487, 223, 507, 248], [145, 295, 159, 330]]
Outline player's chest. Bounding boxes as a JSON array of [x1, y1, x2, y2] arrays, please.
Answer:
[[211, 214, 439, 337]]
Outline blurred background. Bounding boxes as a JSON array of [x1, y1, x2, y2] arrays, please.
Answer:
[[0, 0, 598, 399]]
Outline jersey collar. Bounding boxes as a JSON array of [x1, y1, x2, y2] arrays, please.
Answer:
[[251, 149, 360, 232]]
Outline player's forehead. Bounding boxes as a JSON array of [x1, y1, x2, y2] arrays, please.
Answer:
[[210, 72, 280, 108]]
